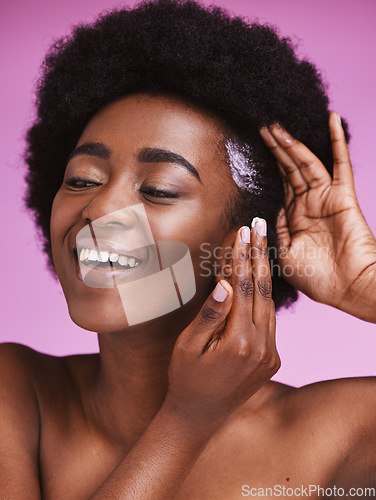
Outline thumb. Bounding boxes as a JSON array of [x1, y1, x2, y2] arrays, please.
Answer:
[[186, 280, 233, 341]]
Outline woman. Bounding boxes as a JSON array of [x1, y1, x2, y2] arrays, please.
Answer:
[[1, 0, 376, 498]]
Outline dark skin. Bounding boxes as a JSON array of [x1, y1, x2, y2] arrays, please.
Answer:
[[1, 94, 376, 499]]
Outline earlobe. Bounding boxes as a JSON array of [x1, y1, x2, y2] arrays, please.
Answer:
[[214, 229, 237, 284]]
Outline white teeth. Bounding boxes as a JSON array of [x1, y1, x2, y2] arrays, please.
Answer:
[[78, 247, 140, 267], [88, 249, 98, 261], [109, 253, 119, 263], [98, 251, 109, 263], [118, 255, 129, 266]]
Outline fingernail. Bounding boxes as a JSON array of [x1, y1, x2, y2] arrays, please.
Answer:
[[241, 226, 251, 244], [251, 217, 267, 237], [336, 112, 342, 125], [213, 282, 228, 302]]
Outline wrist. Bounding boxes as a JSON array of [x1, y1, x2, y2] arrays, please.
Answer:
[[338, 262, 376, 323], [160, 396, 227, 442]]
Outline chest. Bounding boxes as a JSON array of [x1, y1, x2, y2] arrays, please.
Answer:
[[38, 413, 346, 500]]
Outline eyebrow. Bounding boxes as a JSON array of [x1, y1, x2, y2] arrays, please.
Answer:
[[67, 142, 110, 163], [138, 147, 202, 183], [67, 142, 201, 183]]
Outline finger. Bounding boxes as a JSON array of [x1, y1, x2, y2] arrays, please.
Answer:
[[269, 124, 332, 190], [329, 112, 355, 190], [250, 218, 273, 328], [188, 280, 233, 340], [226, 225, 254, 327], [269, 301, 276, 342], [276, 166, 295, 213], [276, 207, 291, 251], [269, 302, 280, 375], [260, 126, 309, 196]]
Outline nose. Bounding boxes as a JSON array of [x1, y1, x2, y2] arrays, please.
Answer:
[[81, 182, 138, 229]]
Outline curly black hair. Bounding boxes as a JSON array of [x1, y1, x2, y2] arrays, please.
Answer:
[[24, 0, 349, 311]]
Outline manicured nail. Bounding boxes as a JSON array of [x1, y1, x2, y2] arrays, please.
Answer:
[[241, 226, 251, 244], [213, 282, 228, 302], [284, 135, 292, 144], [251, 217, 267, 237]]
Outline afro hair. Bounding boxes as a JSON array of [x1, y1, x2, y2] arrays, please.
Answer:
[[24, 0, 350, 311]]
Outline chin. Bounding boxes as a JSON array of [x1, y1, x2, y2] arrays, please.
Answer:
[[66, 295, 129, 334]]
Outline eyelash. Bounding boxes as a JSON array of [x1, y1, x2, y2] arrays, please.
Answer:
[[64, 176, 178, 199], [139, 186, 178, 199], [64, 176, 99, 189]]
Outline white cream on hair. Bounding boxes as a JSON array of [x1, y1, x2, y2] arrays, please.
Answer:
[[225, 139, 261, 194]]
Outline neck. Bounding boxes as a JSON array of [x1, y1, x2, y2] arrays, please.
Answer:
[[89, 303, 200, 447]]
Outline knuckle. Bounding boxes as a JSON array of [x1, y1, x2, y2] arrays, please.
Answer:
[[255, 346, 280, 374], [238, 248, 251, 261], [236, 278, 255, 298], [256, 345, 270, 365], [252, 245, 267, 258], [199, 305, 222, 325], [299, 159, 315, 171], [256, 278, 272, 298], [273, 353, 282, 372], [267, 352, 281, 377], [235, 336, 252, 357], [333, 158, 348, 168]]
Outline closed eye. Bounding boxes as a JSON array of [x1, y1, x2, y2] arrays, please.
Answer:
[[64, 176, 101, 189], [139, 186, 179, 199], [64, 177, 178, 200]]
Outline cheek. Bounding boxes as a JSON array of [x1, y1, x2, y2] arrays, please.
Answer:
[[146, 207, 227, 288], [50, 192, 80, 240], [50, 192, 81, 273], [50, 193, 66, 253]]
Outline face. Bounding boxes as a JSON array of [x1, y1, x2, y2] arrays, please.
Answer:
[[51, 93, 238, 333]]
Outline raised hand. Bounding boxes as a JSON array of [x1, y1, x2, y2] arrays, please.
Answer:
[[165, 220, 279, 427], [260, 113, 376, 322]]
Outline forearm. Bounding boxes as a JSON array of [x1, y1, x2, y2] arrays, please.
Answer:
[[89, 405, 215, 500]]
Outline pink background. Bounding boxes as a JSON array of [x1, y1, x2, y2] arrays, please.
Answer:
[[1, 0, 375, 387]]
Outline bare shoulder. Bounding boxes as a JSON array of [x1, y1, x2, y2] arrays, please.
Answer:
[[0, 341, 69, 425], [275, 377, 376, 485], [0, 341, 68, 393], [0, 341, 49, 400], [280, 376, 376, 425], [0, 342, 99, 414], [0, 342, 96, 498], [0, 342, 46, 497]]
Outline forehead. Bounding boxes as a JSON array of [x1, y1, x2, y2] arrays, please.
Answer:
[[77, 93, 231, 180]]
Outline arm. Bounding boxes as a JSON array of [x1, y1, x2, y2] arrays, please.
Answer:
[[90, 222, 279, 499], [260, 112, 376, 323], [0, 343, 41, 499], [89, 404, 214, 499]]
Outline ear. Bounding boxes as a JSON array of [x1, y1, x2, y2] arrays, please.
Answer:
[[214, 228, 237, 284]]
